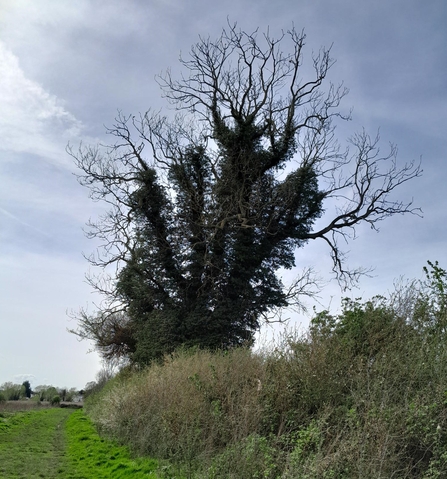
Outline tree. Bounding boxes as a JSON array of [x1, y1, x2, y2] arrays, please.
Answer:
[[69, 24, 421, 364], [0, 382, 23, 400], [22, 380, 32, 399], [33, 385, 58, 402]]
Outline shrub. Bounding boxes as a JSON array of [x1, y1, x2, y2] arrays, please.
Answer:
[[87, 348, 265, 467], [85, 266, 447, 477], [204, 433, 281, 479]]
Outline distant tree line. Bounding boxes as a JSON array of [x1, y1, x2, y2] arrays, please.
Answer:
[[0, 381, 80, 403]]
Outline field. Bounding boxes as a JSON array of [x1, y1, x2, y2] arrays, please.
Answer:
[[0, 403, 160, 478]]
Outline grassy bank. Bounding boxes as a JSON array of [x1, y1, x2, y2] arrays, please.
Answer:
[[85, 270, 447, 478], [0, 407, 160, 478]]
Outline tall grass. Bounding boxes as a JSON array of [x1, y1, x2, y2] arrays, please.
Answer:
[[85, 270, 447, 478]]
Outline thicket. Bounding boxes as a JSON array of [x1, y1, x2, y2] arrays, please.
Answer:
[[85, 262, 447, 478]]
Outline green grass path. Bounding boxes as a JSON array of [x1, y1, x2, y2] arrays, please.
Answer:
[[0, 408, 159, 478], [0, 408, 72, 478]]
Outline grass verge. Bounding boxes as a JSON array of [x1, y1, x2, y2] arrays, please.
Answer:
[[0, 408, 73, 478], [66, 409, 160, 478], [0, 408, 161, 478]]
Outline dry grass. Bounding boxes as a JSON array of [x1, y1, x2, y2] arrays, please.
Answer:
[[88, 347, 265, 468], [0, 400, 53, 413]]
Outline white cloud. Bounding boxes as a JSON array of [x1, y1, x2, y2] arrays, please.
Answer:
[[0, 41, 83, 166], [13, 374, 36, 385]]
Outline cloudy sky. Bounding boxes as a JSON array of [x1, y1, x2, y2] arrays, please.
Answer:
[[0, 0, 446, 390]]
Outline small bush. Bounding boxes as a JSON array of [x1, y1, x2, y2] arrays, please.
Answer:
[[50, 395, 61, 406]]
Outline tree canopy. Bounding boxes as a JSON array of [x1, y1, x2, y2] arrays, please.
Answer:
[[69, 24, 421, 364]]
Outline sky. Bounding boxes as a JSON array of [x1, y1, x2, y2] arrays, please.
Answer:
[[0, 0, 446, 390]]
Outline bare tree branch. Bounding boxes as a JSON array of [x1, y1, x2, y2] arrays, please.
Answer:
[[69, 23, 422, 362]]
